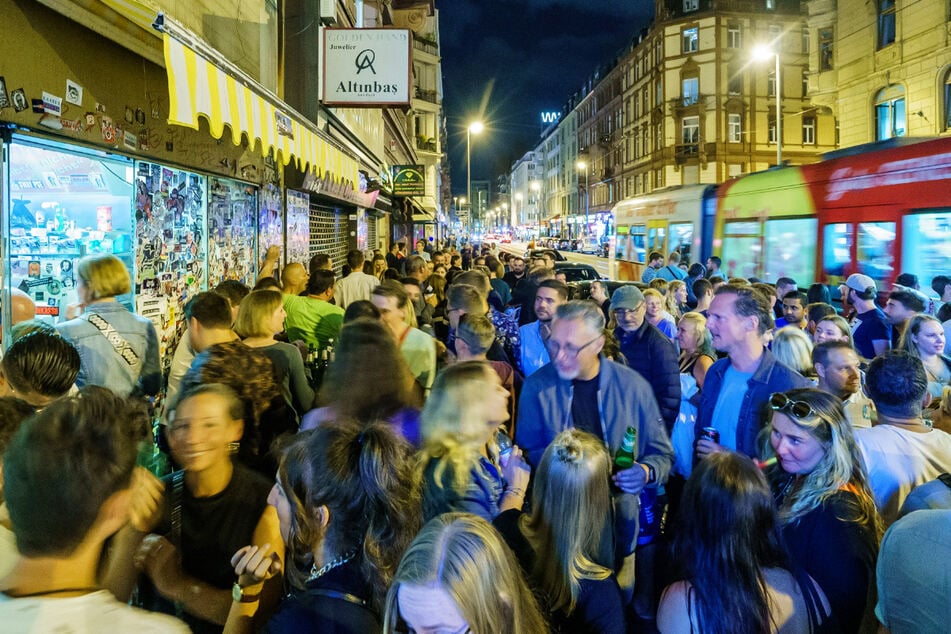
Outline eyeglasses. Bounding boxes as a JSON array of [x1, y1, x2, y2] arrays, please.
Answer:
[[769, 392, 815, 418], [613, 305, 644, 317], [547, 335, 602, 359]]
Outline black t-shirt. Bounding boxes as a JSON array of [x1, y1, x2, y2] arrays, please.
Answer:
[[571, 375, 601, 440], [157, 463, 272, 633]]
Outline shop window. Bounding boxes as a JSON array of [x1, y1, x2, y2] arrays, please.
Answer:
[[682, 27, 699, 53], [879, 0, 896, 49], [802, 117, 816, 144], [819, 28, 834, 70], [875, 86, 906, 140], [729, 113, 742, 143]]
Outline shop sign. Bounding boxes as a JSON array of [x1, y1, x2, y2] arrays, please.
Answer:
[[302, 168, 379, 208], [392, 165, 425, 196], [323, 29, 411, 106]]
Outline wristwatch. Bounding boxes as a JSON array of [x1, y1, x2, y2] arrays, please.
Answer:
[[232, 583, 261, 603]]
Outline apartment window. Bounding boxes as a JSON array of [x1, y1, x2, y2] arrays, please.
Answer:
[[768, 114, 777, 143], [803, 73, 809, 98], [768, 24, 782, 46], [728, 65, 742, 95], [728, 24, 742, 49], [682, 116, 700, 145], [728, 113, 742, 143], [766, 0, 775, 8], [682, 77, 699, 106], [819, 28, 834, 70], [656, 79, 664, 106], [655, 122, 664, 149], [682, 27, 699, 53], [802, 117, 816, 144], [802, 27, 810, 54], [875, 86, 906, 140], [684, 0, 699, 11], [768, 70, 777, 97], [879, 0, 896, 49], [655, 169, 664, 188]]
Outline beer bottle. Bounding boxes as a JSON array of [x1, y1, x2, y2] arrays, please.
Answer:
[[614, 426, 637, 471]]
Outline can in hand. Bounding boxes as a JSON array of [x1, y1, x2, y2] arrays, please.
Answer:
[[700, 427, 720, 444]]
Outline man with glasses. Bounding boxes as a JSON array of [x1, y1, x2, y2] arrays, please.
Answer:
[[611, 286, 681, 432], [695, 284, 809, 460], [516, 300, 672, 605], [519, 279, 568, 376]]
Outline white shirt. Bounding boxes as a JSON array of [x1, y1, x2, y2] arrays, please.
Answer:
[[843, 390, 875, 429], [0, 590, 189, 633], [333, 271, 380, 310], [855, 424, 951, 526]]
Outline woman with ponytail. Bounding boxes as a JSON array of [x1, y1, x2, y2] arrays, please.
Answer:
[[224, 419, 421, 633], [493, 429, 626, 632]]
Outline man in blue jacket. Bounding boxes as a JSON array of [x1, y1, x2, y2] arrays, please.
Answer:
[[696, 284, 809, 459], [611, 285, 681, 432], [516, 301, 673, 604]]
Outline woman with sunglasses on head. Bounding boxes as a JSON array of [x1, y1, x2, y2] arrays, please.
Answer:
[[764, 388, 882, 633], [658, 452, 831, 633]]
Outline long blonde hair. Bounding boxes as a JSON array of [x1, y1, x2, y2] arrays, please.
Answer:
[[419, 362, 498, 490], [521, 429, 614, 615], [667, 280, 686, 320], [383, 513, 547, 634]]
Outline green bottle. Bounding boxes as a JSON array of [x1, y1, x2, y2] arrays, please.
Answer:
[[614, 426, 637, 471]]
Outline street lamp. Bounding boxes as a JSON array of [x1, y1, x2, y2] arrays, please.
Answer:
[[753, 43, 781, 166], [576, 160, 589, 240], [466, 121, 484, 235]]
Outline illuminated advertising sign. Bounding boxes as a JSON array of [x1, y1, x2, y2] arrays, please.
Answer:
[[541, 111, 561, 124], [323, 29, 412, 106], [392, 165, 425, 196]]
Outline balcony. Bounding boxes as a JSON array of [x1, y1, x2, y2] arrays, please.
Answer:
[[416, 136, 438, 153], [413, 36, 439, 57], [414, 87, 439, 105]]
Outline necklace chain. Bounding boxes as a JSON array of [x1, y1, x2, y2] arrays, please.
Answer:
[[308, 549, 358, 582]]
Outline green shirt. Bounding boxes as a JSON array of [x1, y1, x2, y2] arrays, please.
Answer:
[[282, 294, 344, 350]]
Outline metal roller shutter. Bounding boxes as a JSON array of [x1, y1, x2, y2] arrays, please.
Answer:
[[309, 204, 348, 276]]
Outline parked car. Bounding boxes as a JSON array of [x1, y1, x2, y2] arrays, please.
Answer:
[[553, 262, 606, 283], [526, 248, 568, 262], [578, 237, 600, 254]]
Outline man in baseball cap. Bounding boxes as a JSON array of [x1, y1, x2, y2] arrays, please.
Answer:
[[842, 273, 891, 360]]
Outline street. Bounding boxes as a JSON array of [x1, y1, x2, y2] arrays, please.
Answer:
[[502, 241, 613, 278]]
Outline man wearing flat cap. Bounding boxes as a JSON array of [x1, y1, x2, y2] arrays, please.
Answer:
[[611, 285, 681, 433]]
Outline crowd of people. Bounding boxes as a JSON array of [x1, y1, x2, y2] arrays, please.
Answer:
[[0, 242, 949, 633]]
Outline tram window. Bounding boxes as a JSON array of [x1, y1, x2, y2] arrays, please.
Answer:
[[822, 223, 852, 284], [902, 211, 951, 291], [648, 226, 667, 252], [721, 221, 761, 280], [764, 218, 817, 284], [670, 222, 694, 264], [856, 222, 896, 285], [616, 225, 646, 262]]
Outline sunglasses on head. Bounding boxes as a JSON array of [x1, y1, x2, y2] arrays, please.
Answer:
[[769, 392, 815, 418]]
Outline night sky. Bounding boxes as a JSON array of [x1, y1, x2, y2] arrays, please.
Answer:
[[439, 0, 653, 196]]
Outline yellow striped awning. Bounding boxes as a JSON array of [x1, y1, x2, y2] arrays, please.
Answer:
[[163, 33, 360, 188]]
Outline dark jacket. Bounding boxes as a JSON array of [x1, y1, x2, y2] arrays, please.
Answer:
[[695, 348, 809, 457], [615, 321, 681, 432]]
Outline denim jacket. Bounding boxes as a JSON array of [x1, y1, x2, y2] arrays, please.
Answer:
[[695, 348, 809, 457], [421, 454, 504, 523], [56, 301, 162, 398]]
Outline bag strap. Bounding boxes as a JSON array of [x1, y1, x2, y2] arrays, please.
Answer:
[[83, 313, 142, 372], [170, 470, 184, 549], [304, 588, 368, 607], [939, 473, 951, 489]]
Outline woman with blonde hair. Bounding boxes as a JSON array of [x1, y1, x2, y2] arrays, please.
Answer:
[[814, 314, 855, 347], [494, 429, 626, 632], [419, 361, 530, 522], [898, 314, 951, 400], [764, 388, 881, 632], [383, 513, 547, 634], [773, 325, 816, 379], [677, 312, 715, 389], [667, 280, 688, 320], [234, 290, 314, 416], [56, 253, 161, 399], [643, 287, 676, 338]]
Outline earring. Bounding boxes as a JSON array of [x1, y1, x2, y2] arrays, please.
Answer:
[[228, 442, 240, 454]]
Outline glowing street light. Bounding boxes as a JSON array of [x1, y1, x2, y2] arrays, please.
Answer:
[[466, 121, 484, 233], [753, 43, 782, 166]]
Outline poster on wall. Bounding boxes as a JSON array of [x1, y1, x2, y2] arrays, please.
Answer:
[[207, 177, 257, 288], [134, 161, 206, 374], [285, 189, 310, 266], [258, 183, 283, 271]]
